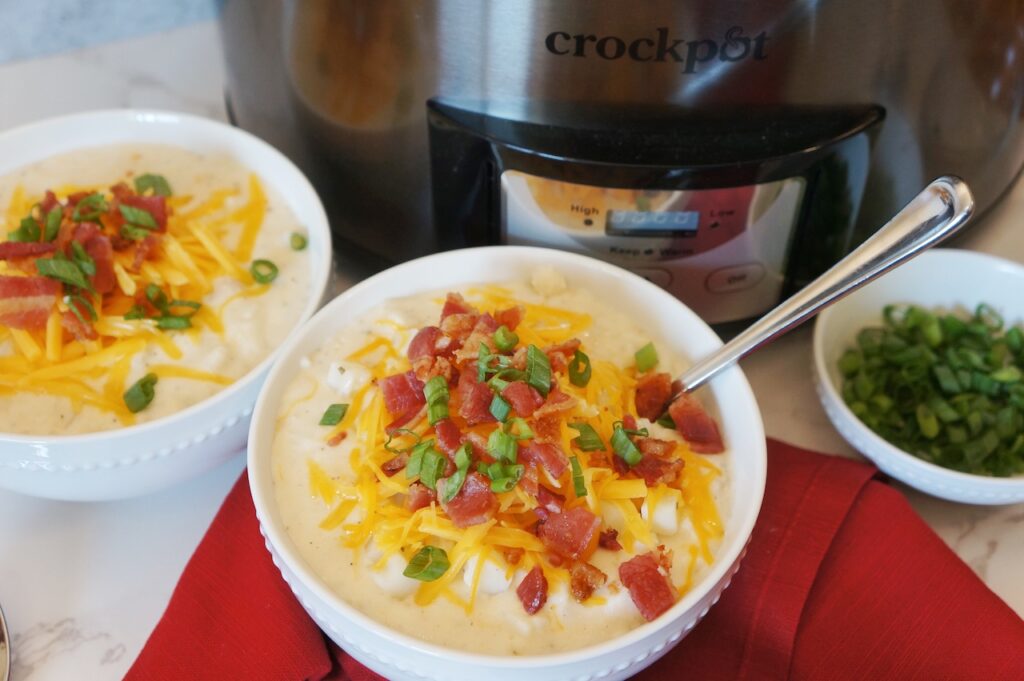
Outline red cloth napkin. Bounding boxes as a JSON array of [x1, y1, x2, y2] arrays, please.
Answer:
[[126, 439, 1024, 680]]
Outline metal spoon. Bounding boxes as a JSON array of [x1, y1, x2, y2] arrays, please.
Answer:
[[0, 600, 9, 681], [677, 176, 975, 393]]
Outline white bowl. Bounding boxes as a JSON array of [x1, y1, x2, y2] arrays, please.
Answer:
[[248, 246, 766, 681], [813, 248, 1024, 504], [0, 110, 332, 501]]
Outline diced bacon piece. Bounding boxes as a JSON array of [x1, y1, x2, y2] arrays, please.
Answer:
[[619, 553, 677, 621], [668, 393, 725, 453], [440, 292, 476, 320], [530, 413, 562, 443], [72, 222, 102, 244], [441, 472, 498, 528], [379, 371, 426, 417], [440, 313, 478, 345], [465, 431, 489, 460], [384, 404, 425, 435], [130, 235, 160, 273], [538, 505, 601, 560], [520, 442, 569, 479], [453, 314, 500, 365], [569, 561, 608, 603], [501, 381, 544, 418], [0, 275, 60, 329], [0, 242, 56, 260], [623, 414, 639, 431], [631, 452, 685, 486], [66, 191, 91, 205], [408, 326, 442, 362], [502, 547, 525, 565], [456, 370, 496, 426], [62, 303, 98, 341], [532, 388, 577, 419], [83, 234, 116, 294], [121, 193, 168, 231], [327, 431, 348, 447], [516, 565, 548, 615], [433, 418, 463, 456], [519, 463, 539, 497], [535, 486, 564, 518], [635, 372, 673, 420], [381, 453, 409, 476], [599, 528, 623, 551], [39, 190, 59, 213], [636, 436, 676, 459], [406, 482, 435, 511], [494, 305, 524, 331]]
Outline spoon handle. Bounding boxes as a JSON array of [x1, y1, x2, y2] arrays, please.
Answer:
[[677, 175, 975, 393]]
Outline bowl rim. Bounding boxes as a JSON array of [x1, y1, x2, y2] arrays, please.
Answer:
[[0, 108, 333, 448], [813, 247, 1024, 488], [248, 244, 767, 668]]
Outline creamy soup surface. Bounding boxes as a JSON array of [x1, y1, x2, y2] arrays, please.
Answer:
[[0, 144, 311, 434], [272, 270, 729, 655]]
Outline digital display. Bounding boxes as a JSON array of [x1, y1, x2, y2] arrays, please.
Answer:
[[606, 210, 699, 236]]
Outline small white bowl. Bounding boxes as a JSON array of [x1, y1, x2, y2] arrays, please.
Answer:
[[814, 248, 1024, 505], [248, 246, 766, 681], [0, 110, 332, 501]]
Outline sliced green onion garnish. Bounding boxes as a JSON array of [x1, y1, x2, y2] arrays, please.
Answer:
[[655, 413, 676, 429], [70, 241, 96, 276], [403, 546, 450, 582], [134, 173, 173, 197], [568, 422, 604, 451], [611, 426, 643, 466], [440, 468, 467, 503], [489, 394, 511, 422], [120, 224, 150, 241], [65, 294, 97, 326], [72, 192, 108, 221], [423, 375, 450, 425], [124, 373, 158, 413], [290, 232, 308, 251], [119, 204, 157, 229], [156, 316, 191, 330], [250, 259, 279, 284], [525, 344, 551, 397], [406, 440, 432, 479], [44, 207, 62, 242], [568, 350, 592, 387], [384, 428, 421, 453], [635, 342, 659, 373], [494, 325, 518, 352], [418, 448, 447, 491], [487, 428, 518, 463], [570, 455, 586, 497], [124, 304, 147, 321], [489, 465, 524, 493], [36, 257, 92, 291], [8, 216, 40, 242], [504, 417, 534, 440], [319, 403, 349, 426], [477, 342, 491, 382]]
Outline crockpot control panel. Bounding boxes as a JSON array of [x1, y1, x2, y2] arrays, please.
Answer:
[[502, 172, 805, 323]]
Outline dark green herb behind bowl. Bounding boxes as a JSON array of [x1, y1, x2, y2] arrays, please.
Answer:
[[838, 304, 1024, 477]]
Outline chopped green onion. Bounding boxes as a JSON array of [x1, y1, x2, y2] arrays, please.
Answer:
[[120, 224, 151, 241], [489, 394, 511, 422], [423, 375, 450, 425], [44, 207, 62, 242], [124, 373, 158, 413], [454, 442, 471, 470], [568, 422, 604, 451], [477, 343, 492, 382], [72, 193, 108, 221], [65, 294, 97, 327], [525, 344, 551, 397], [568, 350, 592, 387], [611, 426, 643, 466], [134, 173, 173, 197], [36, 257, 92, 291], [656, 413, 676, 429], [290, 232, 308, 250], [156, 316, 192, 330], [8, 216, 41, 242], [418, 448, 447, 491], [403, 546, 450, 581], [406, 440, 432, 479], [250, 259, 278, 284], [319, 403, 349, 426], [119, 204, 157, 229], [504, 417, 534, 440], [570, 455, 586, 497], [494, 325, 518, 352], [440, 468, 467, 504], [634, 342, 659, 373], [384, 428, 421, 453], [70, 241, 96, 276], [124, 304, 147, 321], [487, 429, 518, 463]]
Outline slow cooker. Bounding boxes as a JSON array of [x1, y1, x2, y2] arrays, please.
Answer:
[[220, 0, 1024, 324]]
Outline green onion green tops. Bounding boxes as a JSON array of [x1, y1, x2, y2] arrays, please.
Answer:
[[570, 455, 587, 497], [494, 325, 518, 352], [319, 403, 349, 426], [568, 349, 592, 387], [290, 232, 308, 251], [568, 422, 605, 451], [525, 344, 551, 396], [635, 342, 659, 373], [134, 173, 173, 197], [124, 373, 158, 413], [403, 545, 450, 581], [250, 259, 279, 284], [424, 375, 451, 425], [611, 424, 643, 466]]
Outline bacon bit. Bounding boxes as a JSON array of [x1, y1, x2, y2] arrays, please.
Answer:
[[129, 235, 160, 273], [440, 313, 478, 344], [381, 453, 409, 476], [494, 305, 524, 331], [441, 471, 497, 528], [538, 505, 601, 560], [66, 191, 92, 205], [0, 242, 57, 260], [440, 292, 476, 320], [635, 372, 673, 420], [599, 528, 623, 551], [406, 482, 435, 511], [384, 404, 426, 435], [408, 325, 442, 362], [119, 192, 168, 231], [453, 313, 500, 365], [668, 393, 725, 453], [520, 442, 569, 479], [413, 354, 454, 385], [534, 486, 565, 518], [619, 552, 678, 621], [501, 381, 544, 417], [379, 371, 426, 417], [83, 234, 116, 294], [456, 370, 496, 426], [569, 561, 608, 602], [502, 547, 525, 565], [62, 306, 98, 341], [0, 275, 61, 330], [516, 566, 548, 615], [530, 413, 562, 443], [72, 221, 102, 244], [39, 190, 59, 213], [433, 418, 463, 455], [327, 431, 348, 447], [464, 431, 489, 460], [654, 544, 674, 572], [519, 463, 539, 497], [630, 437, 683, 485], [532, 388, 577, 419], [623, 414, 639, 431]]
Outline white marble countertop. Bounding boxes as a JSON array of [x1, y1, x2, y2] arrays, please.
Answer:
[[0, 20, 1021, 681]]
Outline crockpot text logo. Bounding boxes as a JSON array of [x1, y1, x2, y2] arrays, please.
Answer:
[[544, 26, 768, 73]]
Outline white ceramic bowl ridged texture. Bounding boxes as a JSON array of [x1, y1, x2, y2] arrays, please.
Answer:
[[248, 246, 766, 681], [0, 109, 332, 501], [814, 248, 1024, 504]]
